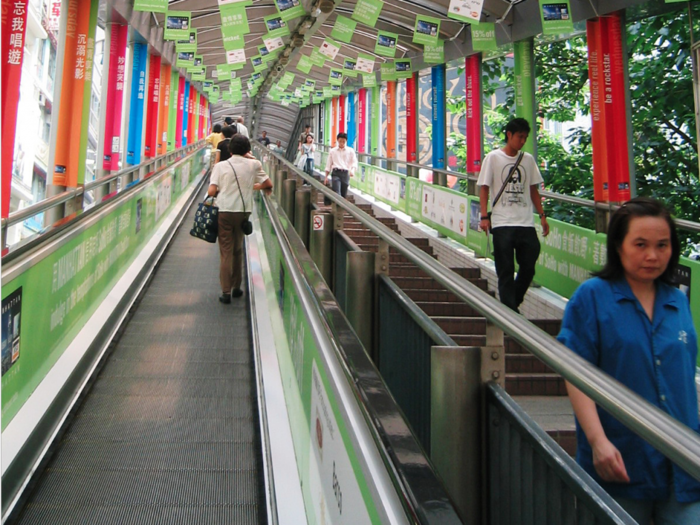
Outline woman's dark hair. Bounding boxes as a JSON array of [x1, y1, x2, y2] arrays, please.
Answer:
[[213, 124, 222, 133], [593, 197, 680, 284], [229, 134, 251, 156], [221, 125, 235, 138], [503, 117, 530, 140]]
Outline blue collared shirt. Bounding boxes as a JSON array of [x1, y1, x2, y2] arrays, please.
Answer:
[[557, 277, 700, 502]]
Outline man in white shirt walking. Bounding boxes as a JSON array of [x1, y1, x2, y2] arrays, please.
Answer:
[[236, 117, 249, 138], [478, 118, 549, 313], [324, 132, 357, 198]]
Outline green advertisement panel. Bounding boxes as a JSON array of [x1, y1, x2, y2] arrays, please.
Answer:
[[164, 11, 192, 40], [1, 151, 208, 428], [514, 39, 536, 156], [539, 0, 574, 35], [471, 22, 497, 51], [134, 0, 167, 13], [423, 41, 444, 64], [331, 15, 356, 43], [352, 0, 383, 27], [256, 203, 384, 524], [413, 15, 440, 46]]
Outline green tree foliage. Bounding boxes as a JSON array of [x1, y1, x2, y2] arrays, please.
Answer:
[[450, 10, 699, 253]]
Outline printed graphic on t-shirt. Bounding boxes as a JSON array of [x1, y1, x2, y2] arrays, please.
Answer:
[[498, 162, 527, 209]]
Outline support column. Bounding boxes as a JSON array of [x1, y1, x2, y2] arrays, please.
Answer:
[[295, 188, 311, 248], [465, 54, 483, 195], [346, 252, 375, 353], [310, 210, 334, 286], [513, 39, 537, 159], [431, 65, 447, 186], [282, 179, 296, 223]]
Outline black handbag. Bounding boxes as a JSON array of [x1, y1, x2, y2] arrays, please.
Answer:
[[190, 196, 219, 243], [228, 160, 253, 236]]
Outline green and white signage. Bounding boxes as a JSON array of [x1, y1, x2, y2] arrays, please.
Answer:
[[226, 47, 246, 65], [413, 15, 440, 45], [343, 58, 358, 78], [134, 0, 167, 13], [362, 74, 377, 87], [222, 33, 245, 51], [176, 30, 198, 53], [264, 14, 290, 38], [220, 4, 249, 37], [319, 38, 341, 60], [264, 35, 285, 52], [539, 0, 574, 35], [423, 41, 444, 63], [331, 15, 357, 43], [394, 58, 412, 79], [310, 47, 326, 67], [375, 31, 398, 58], [380, 62, 396, 81], [176, 50, 195, 67], [356, 53, 375, 74], [329, 68, 343, 86], [297, 55, 313, 74], [447, 0, 484, 24], [471, 22, 497, 51], [164, 11, 192, 40], [352, 0, 383, 27], [275, 0, 305, 21]]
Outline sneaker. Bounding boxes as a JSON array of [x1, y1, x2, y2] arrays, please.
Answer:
[[219, 293, 231, 304], [231, 289, 243, 298]]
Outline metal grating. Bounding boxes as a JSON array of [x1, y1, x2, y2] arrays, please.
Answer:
[[12, 190, 264, 525]]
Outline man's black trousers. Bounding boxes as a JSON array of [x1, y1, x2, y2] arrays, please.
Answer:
[[491, 226, 541, 312]]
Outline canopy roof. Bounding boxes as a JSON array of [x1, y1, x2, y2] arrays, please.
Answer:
[[111, 0, 655, 142]]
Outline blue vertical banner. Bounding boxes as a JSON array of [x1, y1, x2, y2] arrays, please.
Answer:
[[431, 64, 446, 170], [347, 92, 356, 148], [127, 43, 148, 165], [182, 80, 190, 146]]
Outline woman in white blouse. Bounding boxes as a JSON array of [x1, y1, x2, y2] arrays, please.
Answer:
[[208, 135, 272, 303]]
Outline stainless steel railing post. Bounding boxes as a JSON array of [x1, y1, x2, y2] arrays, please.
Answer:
[[309, 210, 334, 287], [346, 251, 375, 354]]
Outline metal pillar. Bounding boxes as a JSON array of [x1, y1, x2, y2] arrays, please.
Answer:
[[282, 179, 296, 222], [294, 188, 311, 248], [309, 210, 334, 286], [345, 251, 375, 353]]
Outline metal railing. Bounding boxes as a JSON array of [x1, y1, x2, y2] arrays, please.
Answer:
[[263, 144, 700, 482], [315, 144, 700, 235], [2, 140, 208, 252]]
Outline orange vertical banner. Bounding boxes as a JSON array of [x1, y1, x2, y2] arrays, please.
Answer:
[[53, 0, 86, 187], [157, 63, 170, 155], [386, 80, 396, 158]]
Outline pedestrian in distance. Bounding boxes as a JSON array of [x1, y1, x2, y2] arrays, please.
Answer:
[[236, 117, 249, 138], [324, 132, 357, 199], [299, 124, 312, 145], [208, 135, 272, 303], [557, 197, 700, 524], [478, 117, 549, 313], [214, 126, 235, 163], [259, 131, 271, 147], [297, 133, 316, 179], [205, 123, 223, 150]]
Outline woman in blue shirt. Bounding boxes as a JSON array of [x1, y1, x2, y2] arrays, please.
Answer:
[[557, 197, 700, 524]]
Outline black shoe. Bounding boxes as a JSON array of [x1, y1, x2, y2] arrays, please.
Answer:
[[231, 289, 243, 298], [219, 293, 231, 304]]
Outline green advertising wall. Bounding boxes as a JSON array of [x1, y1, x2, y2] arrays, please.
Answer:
[[1, 150, 208, 429], [347, 168, 700, 358], [256, 200, 382, 524]]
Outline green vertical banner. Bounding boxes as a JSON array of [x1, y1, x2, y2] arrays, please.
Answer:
[[513, 38, 536, 158], [352, 0, 384, 27], [370, 85, 380, 156], [324, 100, 331, 145], [539, 0, 574, 35], [78, 0, 100, 185], [167, 71, 179, 151]]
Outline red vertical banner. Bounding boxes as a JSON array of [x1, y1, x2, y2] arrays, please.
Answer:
[[587, 19, 608, 202], [386, 81, 396, 158], [465, 54, 483, 175], [188, 88, 195, 144], [338, 95, 345, 133], [52, 0, 80, 186], [157, 63, 170, 155], [103, 23, 127, 170], [145, 54, 160, 158], [358, 89, 366, 153], [1, 0, 29, 218], [176, 76, 185, 149], [406, 74, 417, 163], [603, 13, 631, 202]]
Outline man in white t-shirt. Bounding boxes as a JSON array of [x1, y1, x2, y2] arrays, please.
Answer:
[[478, 118, 550, 313]]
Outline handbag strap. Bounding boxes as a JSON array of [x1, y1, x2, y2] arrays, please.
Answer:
[[491, 151, 524, 209], [227, 158, 247, 214]]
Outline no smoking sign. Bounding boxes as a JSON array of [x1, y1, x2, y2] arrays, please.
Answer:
[[313, 215, 325, 231]]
